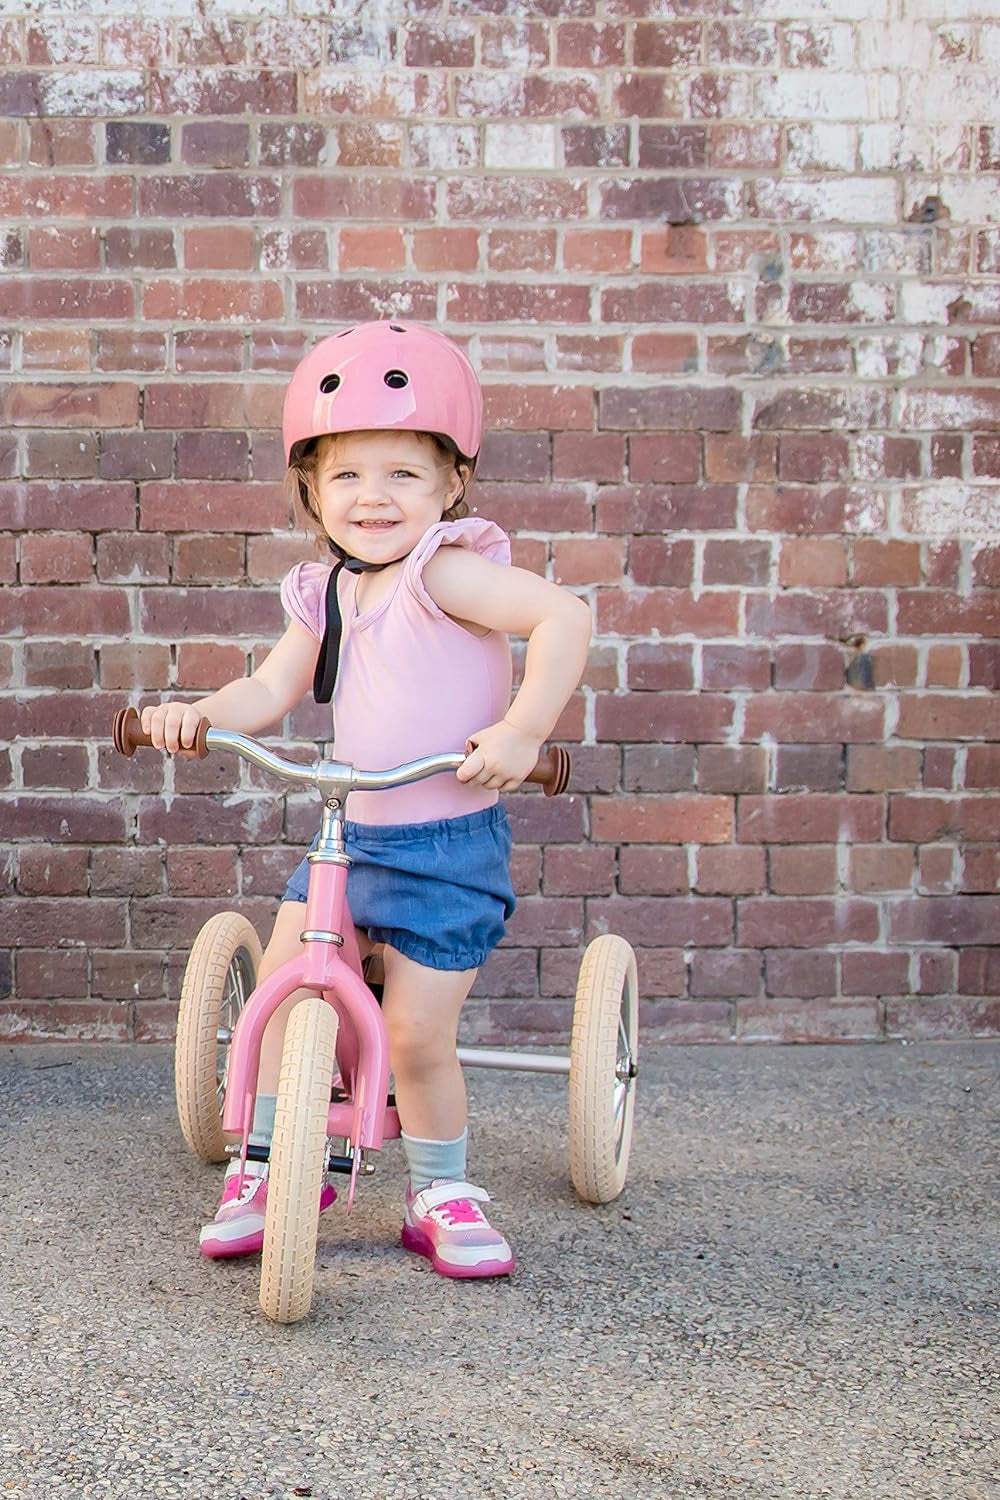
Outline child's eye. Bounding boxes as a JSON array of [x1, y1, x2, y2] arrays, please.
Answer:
[[391, 469, 418, 479], [330, 469, 357, 480]]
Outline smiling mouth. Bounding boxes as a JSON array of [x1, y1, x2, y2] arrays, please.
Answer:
[[355, 520, 399, 530]]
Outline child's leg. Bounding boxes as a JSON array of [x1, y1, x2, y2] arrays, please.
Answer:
[[381, 946, 514, 1278], [380, 945, 476, 1143]]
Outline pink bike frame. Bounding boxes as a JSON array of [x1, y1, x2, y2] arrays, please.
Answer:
[[220, 853, 401, 1170]]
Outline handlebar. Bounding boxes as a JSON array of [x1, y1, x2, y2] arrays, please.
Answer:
[[111, 706, 571, 798]]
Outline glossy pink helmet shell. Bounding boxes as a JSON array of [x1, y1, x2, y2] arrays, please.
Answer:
[[282, 321, 483, 465]]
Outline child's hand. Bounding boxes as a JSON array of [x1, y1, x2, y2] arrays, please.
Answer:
[[457, 720, 542, 792], [140, 702, 207, 757]]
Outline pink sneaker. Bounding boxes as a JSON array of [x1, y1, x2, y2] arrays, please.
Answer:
[[401, 1180, 515, 1279], [199, 1158, 337, 1260]]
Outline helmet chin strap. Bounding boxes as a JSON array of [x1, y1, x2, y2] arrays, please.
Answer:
[[313, 538, 401, 703]]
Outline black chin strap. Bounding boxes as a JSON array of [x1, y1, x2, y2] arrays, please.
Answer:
[[312, 548, 388, 705]]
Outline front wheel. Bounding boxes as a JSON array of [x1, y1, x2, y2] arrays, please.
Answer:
[[175, 912, 262, 1163], [259, 996, 339, 1325], [568, 935, 639, 1204]]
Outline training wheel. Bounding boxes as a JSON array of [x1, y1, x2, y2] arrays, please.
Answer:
[[175, 912, 262, 1163], [568, 934, 638, 1204]]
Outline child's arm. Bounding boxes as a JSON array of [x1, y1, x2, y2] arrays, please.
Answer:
[[421, 548, 592, 791], [140, 622, 319, 753]]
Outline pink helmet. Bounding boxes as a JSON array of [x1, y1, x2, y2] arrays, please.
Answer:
[[282, 321, 483, 466]]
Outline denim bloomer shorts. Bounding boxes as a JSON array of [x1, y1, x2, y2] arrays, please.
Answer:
[[282, 804, 516, 972]]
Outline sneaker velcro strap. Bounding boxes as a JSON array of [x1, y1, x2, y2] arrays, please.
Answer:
[[414, 1181, 490, 1214]]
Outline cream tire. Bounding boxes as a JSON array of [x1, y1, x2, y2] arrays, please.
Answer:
[[175, 912, 262, 1163], [569, 935, 639, 1204], [259, 996, 338, 1325]]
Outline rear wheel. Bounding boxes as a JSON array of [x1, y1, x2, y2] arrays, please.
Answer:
[[175, 912, 261, 1163], [568, 935, 639, 1204], [259, 996, 338, 1325]]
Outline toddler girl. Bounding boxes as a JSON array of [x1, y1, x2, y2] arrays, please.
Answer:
[[142, 321, 591, 1279]]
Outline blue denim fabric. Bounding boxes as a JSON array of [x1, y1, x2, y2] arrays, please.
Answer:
[[282, 804, 515, 971]]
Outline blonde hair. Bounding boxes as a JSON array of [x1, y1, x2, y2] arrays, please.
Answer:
[[287, 431, 471, 545]]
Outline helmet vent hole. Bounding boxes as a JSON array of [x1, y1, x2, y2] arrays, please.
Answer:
[[319, 374, 341, 394], [389, 323, 406, 333], [384, 369, 409, 389]]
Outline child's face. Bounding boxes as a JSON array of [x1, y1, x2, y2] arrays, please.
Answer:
[[312, 430, 464, 565]]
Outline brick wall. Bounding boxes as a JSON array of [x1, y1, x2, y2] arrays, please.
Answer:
[[1, 0, 998, 1044]]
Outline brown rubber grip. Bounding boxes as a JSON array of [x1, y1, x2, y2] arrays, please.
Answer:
[[525, 745, 571, 797], [112, 706, 211, 759]]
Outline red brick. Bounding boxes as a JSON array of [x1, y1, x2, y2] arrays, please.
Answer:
[[17, 848, 89, 896], [958, 948, 1000, 994], [841, 949, 909, 996], [966, 747, 1000, 788], [597, 588, 739, 637], [848, 845, 914, 893], [592, 796, 733, 846], [702, 645, 771, 691], [737, 998, 881, 1043], [772, 644, 844, 692], [769, 845, 839, 895], [596, 693, 733, 744], [738, 897, 879, 947], [743, 694, 886, 744], [552, 538, 625, 587], [696, 845, 766, 895], [889, 896, 1000, 945], [617, 847, 688, 896], [764, 949, 838, 998], [690, 949, 761, 998], [703, 539, 772, 585], [627, 434, 701, 484], [628, 538, 694, 588], [885, 998, 1000, 1040], [541, 845, 616, 897], [847, 746, 922, 792], [698, 746, 768, 794], [588, 896, 733, 949], [740, 794, 882, 845], [896, 694, 1000, 741]]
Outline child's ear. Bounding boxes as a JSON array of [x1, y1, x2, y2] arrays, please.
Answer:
[[447, 461, 472, 507]]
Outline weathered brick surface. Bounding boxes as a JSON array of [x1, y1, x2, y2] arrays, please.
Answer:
[[1, 1, 998, 1043]]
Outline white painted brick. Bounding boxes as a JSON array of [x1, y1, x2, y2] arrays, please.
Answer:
[[756, 71, 882, 121], [38, 70, 145, 116], [902, 68, 1000, 122], [849, 282, 893, 321], [899, 282, 963, 326], [785, 123, 857, 172], [980, 24, 1000, 65], [858, 124, 969, 173], [905, 175, 1000, 225], [410, 125, 479, 171], [854, 334, 923, 380], [857, 21, 932, 71], [904, 485, 1000, 546], [754, 177, 898, 225], [485, 124, 557, 171], [858, 231, 932, 276], [783, 23, 857, 70], [756, 0, 891, 17]]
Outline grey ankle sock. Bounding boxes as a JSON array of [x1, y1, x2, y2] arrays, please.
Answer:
[[249, 1092, 277, 1148], [401, 1129, 468, 1193]]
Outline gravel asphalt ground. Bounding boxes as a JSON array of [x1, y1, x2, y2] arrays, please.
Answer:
[[0, 1039, 996, 1500]]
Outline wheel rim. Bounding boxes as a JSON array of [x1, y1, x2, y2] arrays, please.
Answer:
[[216, 946, 254, 1113], [612, 987, 637, 1163]]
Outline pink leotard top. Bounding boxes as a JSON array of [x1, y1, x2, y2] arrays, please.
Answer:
[[280, 517, 513, 825]]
